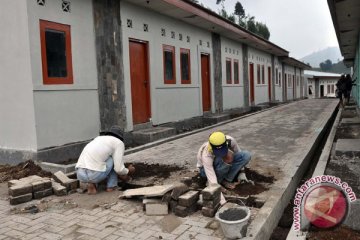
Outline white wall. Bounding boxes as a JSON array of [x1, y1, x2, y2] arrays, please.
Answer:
[[121, 1, 213, 129], [274, 57, 283, 102], [221, 37, 244, 110], [26, 0, 100, 148], [284, 64, 295, 100], [0, 0, 37, 151], [319, 78, 338, 98], [248, 47, 272, 104]]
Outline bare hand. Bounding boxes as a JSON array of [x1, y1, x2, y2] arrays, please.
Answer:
[[118, 174, 131, 182], [127, 164, 135, 175], [223, 151, 234, 164]]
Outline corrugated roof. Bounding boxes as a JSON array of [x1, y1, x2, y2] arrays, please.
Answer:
[[304, 70, 341, 78]]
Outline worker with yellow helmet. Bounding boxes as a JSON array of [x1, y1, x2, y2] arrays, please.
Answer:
[[196, 131, 251, 205]]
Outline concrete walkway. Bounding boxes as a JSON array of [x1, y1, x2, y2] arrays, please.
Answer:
[[0, 99, 338, 240]]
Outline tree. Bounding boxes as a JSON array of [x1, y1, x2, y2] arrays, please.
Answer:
[[234, 1, 245, 19], [255, 22, 270, 40], [319, 59, 333, 71]]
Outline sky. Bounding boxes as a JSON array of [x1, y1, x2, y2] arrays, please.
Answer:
[[198, 0, 339, 59]]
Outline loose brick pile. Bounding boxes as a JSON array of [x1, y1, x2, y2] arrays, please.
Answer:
[[143, 180, 221, 218], [8, 171, 79, 205]]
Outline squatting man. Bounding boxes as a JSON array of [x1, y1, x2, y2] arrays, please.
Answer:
[[75, 126, 135, 194], [197, 131, 252, 205]]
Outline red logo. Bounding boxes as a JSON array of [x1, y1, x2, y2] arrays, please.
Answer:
[[304, 185, 348, 228]]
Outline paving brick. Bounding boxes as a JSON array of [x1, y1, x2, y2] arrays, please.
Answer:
[[202, 194, 220, 209], [7, 179, 23, 188], [178, 190, 200, 207], [53, 171, 79, 191], [201, 204, 220, 218], [202, 184, 221, 200], [40, 232, 63, 239], [4, 229, 26, 238], [174, 204, 198, 217], [32, 180, 45, 192], [33, 188, 53, 199], [9, 193, 33, 205], [52, 181, 67, 196], [171, 183, 189, 200], [145, 200, 168, 216], [8, 184, 33, 197]]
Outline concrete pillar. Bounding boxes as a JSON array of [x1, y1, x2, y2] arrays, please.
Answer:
[[282, 63, 287, 102], [271, 55, 275, 102], [211, 33, 223, 113], [294, 67, 297, 99], [315, 78, 320, 98], [242, 45, 249, 107], [93, 0, 126, 131]]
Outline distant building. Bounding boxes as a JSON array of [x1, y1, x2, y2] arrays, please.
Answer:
[[328, 0, 359, 107], [304, 71, 340, 98]]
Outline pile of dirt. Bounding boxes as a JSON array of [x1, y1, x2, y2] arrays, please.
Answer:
[[126, 162, 184, 179], [246, 168, 275, 183], [307, 226, 360, 240], [0, 160, 52, 183]]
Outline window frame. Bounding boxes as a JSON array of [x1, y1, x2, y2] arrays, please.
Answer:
[[257, 64, 261, 84], [180, 48, 191, 84], [226, 58, 232, 84], [261, 65, 265, 84], [163, 45, 176, 84], [234, 59, 240, 84], [40, 20, 73, 85]]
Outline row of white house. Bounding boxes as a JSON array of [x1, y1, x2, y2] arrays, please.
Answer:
[[0, 0, 310, 163]]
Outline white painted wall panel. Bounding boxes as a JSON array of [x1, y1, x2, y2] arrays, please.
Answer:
[[248, 47, 272, 104], [223, 86, 244, 109], [26, 0, 100, 148], [221, 37, 244, 110], [153, 88, 201, 123], [0, 0, 37, 150], [121, 1, 213, 129], [34, 91, 100, 149]]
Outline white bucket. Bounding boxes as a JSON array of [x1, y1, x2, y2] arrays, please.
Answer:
[[215, 206, 250, 239]]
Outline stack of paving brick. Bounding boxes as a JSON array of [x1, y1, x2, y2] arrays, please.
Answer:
[[174, 190, 200, 217], [8, 175, 52, 205], [52, 171, 79, 194], [201, 184, 221, 217]]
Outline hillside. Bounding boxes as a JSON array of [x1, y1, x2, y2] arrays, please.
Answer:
[[312, 61, 351, 74], [300, 47, 342, 68]]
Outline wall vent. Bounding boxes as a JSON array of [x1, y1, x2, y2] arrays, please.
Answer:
[[161, 28, 166, 37], [143, 24, 148, 32], [179, 33, 183, 41], [171, 31, 175, 39], [187, 36, 190, 43], [62, 1, 70, 12], [199, 40, 202, 46], [127, 19, 132, 28], [37, 0, 45, 6]]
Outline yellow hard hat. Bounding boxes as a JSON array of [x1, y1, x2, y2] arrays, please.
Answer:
[[209, 132, 226, 146], [209, 132, 228, 157]]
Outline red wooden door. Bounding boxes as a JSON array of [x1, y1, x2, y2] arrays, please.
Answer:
[[268, 67, 272, 101], [249, 63, 255, 104], [129, 40, 151, 124], [201, 54, 211, 112]]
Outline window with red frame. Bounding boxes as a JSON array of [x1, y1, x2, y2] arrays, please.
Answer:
[[180, 48, 191, 84], [226, 58, 232, 84], [163, 45, 176, 84], [234, 60, 239, 84], [257, 64, 261, 84], [40, 20, 73, 84], [261, 65, 265, 84]]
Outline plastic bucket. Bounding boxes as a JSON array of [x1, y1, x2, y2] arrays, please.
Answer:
[[215, 206, 250, 239]]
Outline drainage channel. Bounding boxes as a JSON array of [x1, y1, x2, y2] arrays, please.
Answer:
[[269, 106, 339, 240]]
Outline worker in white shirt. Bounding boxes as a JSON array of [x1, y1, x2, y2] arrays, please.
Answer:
[[76, 126, 135, 194], [197, 131, 251, 205]]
